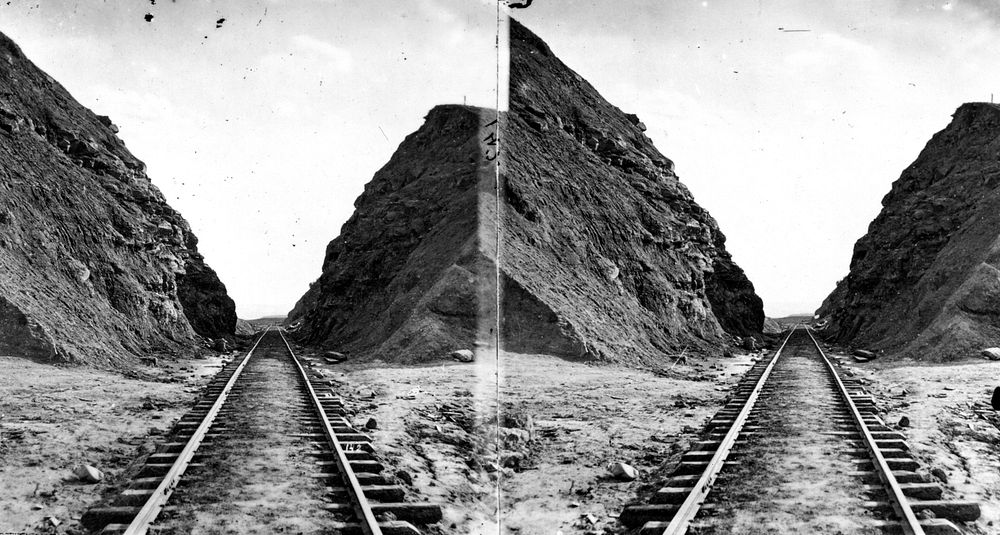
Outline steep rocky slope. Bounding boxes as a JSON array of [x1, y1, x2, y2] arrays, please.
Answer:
[[287, 105, 496, 361], [499, 19, 763, 362], [818, 103, 1000, 360], [289, 20, 763, 364], [0, 32, 236, 366]]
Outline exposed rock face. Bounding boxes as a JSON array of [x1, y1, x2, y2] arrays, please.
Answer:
[[499, 19, 763, 362], [288, 105, 496, 362], [289, 20, 763, 364], [818, 103, 1000, 360], [0, 32, 236, 366]]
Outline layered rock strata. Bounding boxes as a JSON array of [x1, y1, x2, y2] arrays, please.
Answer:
[[0, 32, 236, 366], [818, 103, 1000, 360]]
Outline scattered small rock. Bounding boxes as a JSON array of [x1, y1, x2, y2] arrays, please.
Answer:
[[72, 464, 103, 483], [501, 451, 526, 469], [931, 467, 948, 483], [395, 469, 413, 485], [853, 349, 876, 359], [982, 348, 1000, 360], [897, 416, 910, 428], [607, 462, 638, 481], [499, 427, 531, 448], [450, 349, 474, 363]]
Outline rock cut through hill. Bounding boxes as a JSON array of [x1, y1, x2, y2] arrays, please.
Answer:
[[818, 103, 1000, 360], [496, 19, 763, 363], [0, 32, 236, 367], [289, 20, 764, 364]]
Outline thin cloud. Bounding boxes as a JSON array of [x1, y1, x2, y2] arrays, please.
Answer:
[[290, 34, 353, 72]]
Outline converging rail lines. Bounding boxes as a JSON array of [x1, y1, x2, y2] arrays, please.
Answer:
[[621, 326, 980, 535], [82, 328, 441, 535]]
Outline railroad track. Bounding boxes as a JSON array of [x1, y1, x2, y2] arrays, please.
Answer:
[[621, 327, 980, 535], [82, 328, 441, 535]]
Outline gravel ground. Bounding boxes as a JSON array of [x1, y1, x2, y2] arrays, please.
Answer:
[[9, 336, 995, 535], [310, 347, 758, 535], [0, 352, 228, 534], [840, 354, 1000, 535], [496, 351, 756, 535]]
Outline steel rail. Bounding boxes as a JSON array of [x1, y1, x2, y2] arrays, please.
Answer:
[[803, 327, 924, 535], [660, 328, 796, 535], [276, 328, 383, 535], [123, 328, 268, 535]]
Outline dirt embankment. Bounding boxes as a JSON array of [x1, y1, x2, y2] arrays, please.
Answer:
[[818, 103, 1000, 361], [500, 19, 763, 365], [0, 31, 236, 368], [287, 105, 496, 363]]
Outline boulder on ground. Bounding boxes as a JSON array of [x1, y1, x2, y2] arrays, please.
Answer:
[[139, 356, 158, 366], [898, 416, 910, 428], [981, 348, 1000, 360], [234, 319, 255, 336], [853, 349, 876, 360], [451, 349, 474, 363], [364, 418, 378, 430], [73, 464, 102, 483], [213, 338, 229, 352], [607, 462, 638, 481]]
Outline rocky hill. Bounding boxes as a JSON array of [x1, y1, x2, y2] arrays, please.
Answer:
[[287, 104, 495, 362], [288, 19, 763, 364], [498, 19, 763, 362], [0, 32, 236, 367], [817, 103, 1000, 360]]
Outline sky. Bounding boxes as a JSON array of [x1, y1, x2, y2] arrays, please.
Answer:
[[515, 0, 1000, 317], [0, 0, 498, 318], [3, 1, 999, 319]]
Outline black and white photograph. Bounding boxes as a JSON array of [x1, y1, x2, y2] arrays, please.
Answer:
[[2, 1, 1000, 534]]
